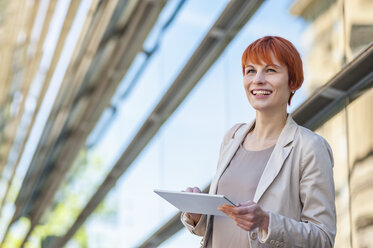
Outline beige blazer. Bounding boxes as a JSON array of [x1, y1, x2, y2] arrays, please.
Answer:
[[181, 114, 336, 248]]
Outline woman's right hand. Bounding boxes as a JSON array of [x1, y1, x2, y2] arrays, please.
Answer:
[[184, 187, 202, 224]]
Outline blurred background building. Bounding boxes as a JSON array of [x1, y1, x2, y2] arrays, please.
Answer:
[[291, 0, 373, 247], [0, 0, 371, 247]]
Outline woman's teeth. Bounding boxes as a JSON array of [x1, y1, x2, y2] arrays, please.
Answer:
[[252, 90, 272, 95]]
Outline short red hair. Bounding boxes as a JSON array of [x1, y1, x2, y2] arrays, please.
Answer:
[[241, 36, 303, 105]]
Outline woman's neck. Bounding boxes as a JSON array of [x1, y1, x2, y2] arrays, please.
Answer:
[[252, 110, 287, 142]]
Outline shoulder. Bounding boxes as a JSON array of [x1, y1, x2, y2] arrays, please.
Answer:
[[296, 125, 331, 150], [295, 125, 334, 167], [227, 123, 246, 138], [219, 123, 246, 147], [222, 123, 246, 140]]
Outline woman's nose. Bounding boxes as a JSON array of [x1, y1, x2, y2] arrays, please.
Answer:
[[253, 71, 265, 84]]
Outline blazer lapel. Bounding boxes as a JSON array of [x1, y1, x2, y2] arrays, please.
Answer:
[[210, 121, 254, 194], [253, 115, 298, 203]]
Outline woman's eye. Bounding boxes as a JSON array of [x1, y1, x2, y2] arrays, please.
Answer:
[[267, 68, 276, 72], [246, 69, 255, 74]]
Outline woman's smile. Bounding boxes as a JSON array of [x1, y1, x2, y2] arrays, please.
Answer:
[[250, 89, 273, 98]]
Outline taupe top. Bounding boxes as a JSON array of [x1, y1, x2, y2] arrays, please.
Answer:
[[207, 143, 274, 248]]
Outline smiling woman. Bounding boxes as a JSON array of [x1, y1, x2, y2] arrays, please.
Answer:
[[181, 36, 336, 248], [242, 36, 303, 106]]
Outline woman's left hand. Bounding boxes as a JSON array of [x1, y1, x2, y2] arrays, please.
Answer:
[[218, 200, 269, 232]]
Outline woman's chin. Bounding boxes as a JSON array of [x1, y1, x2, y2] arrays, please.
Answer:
[[249, 103, 286, 113], [249, 102, 272, 111]]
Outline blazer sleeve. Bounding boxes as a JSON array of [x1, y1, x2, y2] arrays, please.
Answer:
[[258, 135, 336, 248], [180, 212, 207, 236], [180, 123, 244, 236]]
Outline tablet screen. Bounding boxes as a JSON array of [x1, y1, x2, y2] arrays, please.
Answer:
[[154, 189, 236, 216]]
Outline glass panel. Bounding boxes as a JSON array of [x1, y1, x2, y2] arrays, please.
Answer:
[[315, 110, 351, 248], [346, 87, 373, 248], [290, 0, 373, 94]]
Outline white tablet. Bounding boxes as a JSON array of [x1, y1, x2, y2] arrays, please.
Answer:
[[154, 189, 237, 216]]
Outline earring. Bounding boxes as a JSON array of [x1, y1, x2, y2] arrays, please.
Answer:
[[291, 90, 295, 94]]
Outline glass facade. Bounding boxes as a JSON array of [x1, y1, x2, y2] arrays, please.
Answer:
[[316, 88, 373, 248], [291, 0, 373, 246]]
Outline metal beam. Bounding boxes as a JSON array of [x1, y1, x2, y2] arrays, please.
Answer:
[[8, 1, 167, 247], [292, 42, 373, 130], [12, 0, 119, 224], [0, 0, 53, 174], [29, 0, 167, 233], [0, 0, 24, 106], [1, 1, 119, 246], [0, 0, 82, 216]]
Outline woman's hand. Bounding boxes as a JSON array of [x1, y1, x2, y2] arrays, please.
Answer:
[[183, 187, 202, 224], [218, 200, 269, 232]]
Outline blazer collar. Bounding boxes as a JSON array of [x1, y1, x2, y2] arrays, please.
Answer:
[[231, 114, 297, 148], [253, 114, 298, 202], [210, 114, 298, 203]]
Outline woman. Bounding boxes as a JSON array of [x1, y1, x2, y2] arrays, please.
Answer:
[[181, 36, 336, 248]]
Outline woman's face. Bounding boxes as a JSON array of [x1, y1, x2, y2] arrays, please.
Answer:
[[243, 53, 291, 112]]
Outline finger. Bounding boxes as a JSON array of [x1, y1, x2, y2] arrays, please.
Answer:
[[235, 205, 254, 215], [233, 214, 255, 224], [236, 204, 265, 218], [235, 220, 256, 231], [235, 203, 261, 214], [218, 206, 234, 216], [185, 187, 193, 192], [233, 215, 258, 230], [221, 205, 250, 216], [217, 208, 232, 217], [237, 200, 255, 207], [217, 206, 228, 213], [192, 187, 201, 193], [218, 206, 235, 215], [219, 205, 235, 211], [220, 205, 244, 215], [218, 209, 237, 220]]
